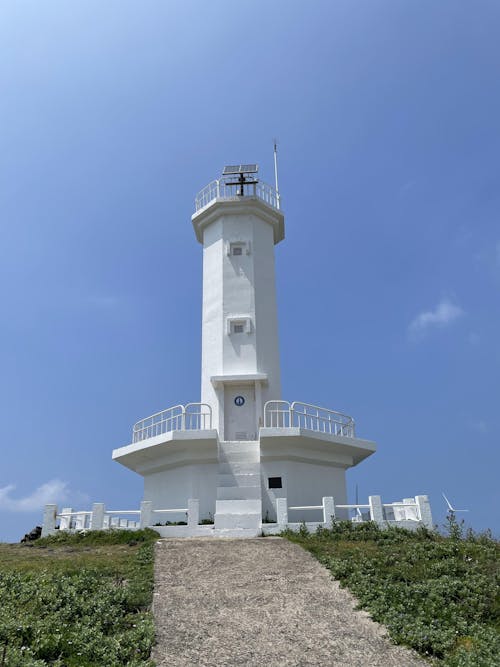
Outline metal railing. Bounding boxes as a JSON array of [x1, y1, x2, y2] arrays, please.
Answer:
[[133, 403, 212, 443], [264, 400, 355, 438], [195, 177, 281, 212]]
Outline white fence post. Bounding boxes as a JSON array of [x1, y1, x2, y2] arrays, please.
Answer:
[[90, 503, 105, 530], [415, 495, 433, 529], [368, 495, 385, 525], [276, 498, 288, 527], [140, 501, 153, 529], [59, 507, 73, 531], [187, 499, 200, 529], [322, 497, 335, 525], [403, 498, 418, 521], [41, 504, 57, 537]]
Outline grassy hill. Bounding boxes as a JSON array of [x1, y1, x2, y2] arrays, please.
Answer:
[[285, 518, 499, 666], [0, 520, 498, 666], [0, 529, 158, 666]]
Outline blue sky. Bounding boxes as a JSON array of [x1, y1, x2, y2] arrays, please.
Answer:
[[1, 1, 499, 541]]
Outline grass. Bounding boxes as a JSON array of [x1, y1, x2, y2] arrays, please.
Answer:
[[284, 518, 500, 666], [0, 529, 159, 666]]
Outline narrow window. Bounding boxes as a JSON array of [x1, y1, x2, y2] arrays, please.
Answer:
[[232, 323, 244, 334], [232, 245, 243, 256], [268, 477, 282, 489]]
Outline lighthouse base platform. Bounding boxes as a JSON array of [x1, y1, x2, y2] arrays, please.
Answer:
[[110, 426, 379, 530]]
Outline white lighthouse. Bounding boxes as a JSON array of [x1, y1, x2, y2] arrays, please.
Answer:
[[112, 164, 377, 535]]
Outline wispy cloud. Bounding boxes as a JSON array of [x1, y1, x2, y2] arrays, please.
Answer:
[[0, 479, 74, 512], [408, 299, 464, 339]]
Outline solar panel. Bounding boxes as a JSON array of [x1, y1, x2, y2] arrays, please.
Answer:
[[223, 164, 258, 175]]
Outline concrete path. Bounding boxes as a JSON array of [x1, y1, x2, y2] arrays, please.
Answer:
[[152, 537, 425, 667]]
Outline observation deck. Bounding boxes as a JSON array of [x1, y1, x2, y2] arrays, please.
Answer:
[[112, 399, 376, 473], [192, 175, 284, 244], [194, 176, 281, 213]]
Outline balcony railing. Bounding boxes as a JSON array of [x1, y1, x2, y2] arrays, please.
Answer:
[[264, 400, 355, 438], [132, 403, 212, 443], [194, 177, 281, 212]]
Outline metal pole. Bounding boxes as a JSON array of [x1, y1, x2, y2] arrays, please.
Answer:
[[273, 139, 280, 209]]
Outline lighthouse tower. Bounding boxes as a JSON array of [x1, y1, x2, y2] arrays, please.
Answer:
[[195, 165, 283, 442], [113, 164, 376, 535]]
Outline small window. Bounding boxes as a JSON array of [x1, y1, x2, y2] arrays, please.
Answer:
[[228, 317, 252, 335], [228, 241, 249, 256], [268, 477, 282, 489]]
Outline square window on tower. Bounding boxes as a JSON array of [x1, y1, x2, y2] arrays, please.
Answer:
[[227, 317, 252, 335], [228, 241, 250, 256]]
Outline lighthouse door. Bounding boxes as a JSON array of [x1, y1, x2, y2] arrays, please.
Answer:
[[224, 385, 256, 441]]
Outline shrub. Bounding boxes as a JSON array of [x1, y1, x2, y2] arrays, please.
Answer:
[[285, 523, 499, 665]]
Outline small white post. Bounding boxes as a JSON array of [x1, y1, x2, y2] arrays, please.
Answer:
[[140, 501, 153, 529], [415, 495, 433, 530], [276, 498, 288, 527], [41, 504, 57, 537], [187, 498, 200, 529], [368, 495, 385, 525], [90, 503, 105, 530], [59, 507, 73, 531], [403, 498, 418, 521], [322, 497, 335, 525]]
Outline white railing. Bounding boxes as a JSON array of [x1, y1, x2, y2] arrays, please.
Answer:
[[272, 495, 433, 530], [264, 400, 355, 438], [42, 500, 201, 536], [132, 402, 212, 443], [195, 177, 280, 212]]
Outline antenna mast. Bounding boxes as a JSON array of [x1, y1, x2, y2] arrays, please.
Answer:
[[273, 139, 280, 209]]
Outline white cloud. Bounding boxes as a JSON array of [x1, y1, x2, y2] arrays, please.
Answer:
[[0, 479, 70, 512], [409, 299, 464, 339]]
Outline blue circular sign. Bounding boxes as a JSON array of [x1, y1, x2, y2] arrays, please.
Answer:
[[234, 395, 245, 407]]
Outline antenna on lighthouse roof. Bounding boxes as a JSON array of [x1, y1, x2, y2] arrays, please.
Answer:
[[273, 139, 281, 209]]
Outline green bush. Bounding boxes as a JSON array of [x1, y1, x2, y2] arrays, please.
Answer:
[[285, 522, 499, 665], [0, 531, 158, 666]]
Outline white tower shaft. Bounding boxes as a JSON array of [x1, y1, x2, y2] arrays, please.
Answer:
[[193, 194, 284, 441]]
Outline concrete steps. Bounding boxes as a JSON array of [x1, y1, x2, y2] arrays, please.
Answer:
[[214, 440, 262, 532], [217, 485, 261, 500]]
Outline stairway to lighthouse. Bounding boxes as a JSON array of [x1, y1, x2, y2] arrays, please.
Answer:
[[214, 441, 262, 535]]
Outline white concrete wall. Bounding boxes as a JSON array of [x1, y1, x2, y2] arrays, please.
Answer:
[[200, 206, 282, 438], [143, 463, 218, 521], [260, 460, 347, 523]]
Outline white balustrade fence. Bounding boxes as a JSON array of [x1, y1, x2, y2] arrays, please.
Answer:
[[132, 403, 212, 443], [195, 178, 280, 212], [271, 494, 433, 531], [264, 400, 355, 438], [42, 500, 201, 537]]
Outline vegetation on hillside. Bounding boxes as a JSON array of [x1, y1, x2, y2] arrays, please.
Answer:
[[285, 518, 499, 666], [0, 529, 159, 666]]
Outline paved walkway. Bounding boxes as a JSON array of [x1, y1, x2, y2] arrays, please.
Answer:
[[152, 537, 425, 667]]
